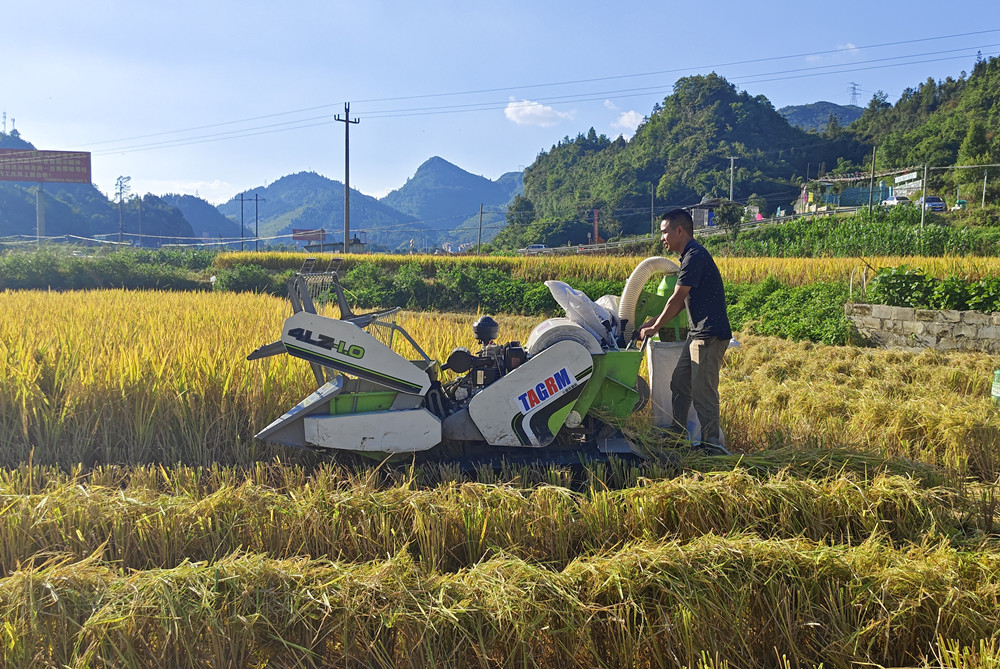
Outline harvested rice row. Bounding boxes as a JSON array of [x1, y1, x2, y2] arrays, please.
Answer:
[[1, 469, 992, 574], [2, 536, 998, 669]]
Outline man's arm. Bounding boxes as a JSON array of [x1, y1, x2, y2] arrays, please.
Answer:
[[638, 284, 690, 340]]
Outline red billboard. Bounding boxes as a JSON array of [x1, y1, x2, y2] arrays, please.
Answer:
[[0, 149, 92, 184]]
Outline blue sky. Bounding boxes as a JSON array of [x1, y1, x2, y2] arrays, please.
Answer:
[[2, 1, 997, 204]]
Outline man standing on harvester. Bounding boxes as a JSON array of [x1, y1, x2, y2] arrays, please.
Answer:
[[639, 208, 731, 452]]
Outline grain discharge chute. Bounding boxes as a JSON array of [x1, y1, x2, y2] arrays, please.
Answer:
[[248, 257, 685, 464]]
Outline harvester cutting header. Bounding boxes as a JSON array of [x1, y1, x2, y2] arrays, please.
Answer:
[[248, 257, 686, 463]]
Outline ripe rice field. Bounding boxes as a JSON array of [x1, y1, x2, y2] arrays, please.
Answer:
[[1, 287, 999, 667], [216, 251, 1000, 285]]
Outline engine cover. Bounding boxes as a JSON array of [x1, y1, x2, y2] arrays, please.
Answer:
[[468, 340, 593, 447]]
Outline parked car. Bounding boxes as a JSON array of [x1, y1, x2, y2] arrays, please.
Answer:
[[916, 195, 946, 212], [518, 244, 547, 254], [880, 195, 911, 207]]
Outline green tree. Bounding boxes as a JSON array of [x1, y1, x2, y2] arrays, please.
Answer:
[[506, 194, 535, 227], [714, 201, 744, 242]]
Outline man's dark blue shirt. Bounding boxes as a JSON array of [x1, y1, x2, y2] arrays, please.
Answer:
[[677, 238, 732, 340]]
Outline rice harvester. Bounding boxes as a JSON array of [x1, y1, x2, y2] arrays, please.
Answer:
[[248, 256, 686, 462]]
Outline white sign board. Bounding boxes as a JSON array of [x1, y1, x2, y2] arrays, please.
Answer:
[[896, 171, 918, 183]]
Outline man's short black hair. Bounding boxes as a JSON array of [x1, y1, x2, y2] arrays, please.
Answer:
[[661, 208, 694, 236]]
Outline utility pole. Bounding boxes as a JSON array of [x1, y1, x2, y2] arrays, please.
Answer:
[[477, 203, 483, 255], [137, 196, 143, 248], [650, 183, 655, 236], [985, 169, 989, 209], [335, 103, 360, 253], [867, 145, 877, 220], [238, 194, 250, 252], [254, 193, 265, 252], [726, 156, 738, 201], [116, 176, 131, 244], [36, 183, 44, 247], [920, 163, 929, 234]]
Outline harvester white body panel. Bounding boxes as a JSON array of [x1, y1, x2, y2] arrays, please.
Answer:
[[304, 408, 442, 452], [468, 340, 592, 447], [280, 311, 431, 395]]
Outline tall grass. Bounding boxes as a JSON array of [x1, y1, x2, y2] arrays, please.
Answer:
[[2, 290, 998, 477], [721, 337, 1000, 480]]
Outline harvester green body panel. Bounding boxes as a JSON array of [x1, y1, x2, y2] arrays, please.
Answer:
[[572, 350, 643, 419], [330, 391, 398, 415], [631, 282, 688, 342]]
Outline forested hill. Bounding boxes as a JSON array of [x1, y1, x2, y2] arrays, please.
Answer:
[[216, 172, 422, 251], [160, 193, 249, 240], [513, 73, 866, 242], [379, 157, 522, 242], [850, 55, 1000, 185], [502, 56, 1000, 248], [778, 102, 863, 132]]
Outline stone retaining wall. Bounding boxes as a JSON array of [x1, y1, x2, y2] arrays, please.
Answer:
[[845, 303, 1000, 353]]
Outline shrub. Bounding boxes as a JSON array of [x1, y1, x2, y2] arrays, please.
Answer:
[[727, 278, 853, 345], [967, 276, 1000, 312], [867, 266, 937, 308], [215, 263, 278, 294]]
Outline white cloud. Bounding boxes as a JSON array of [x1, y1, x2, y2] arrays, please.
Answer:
[[504, 99, 574, 127], [603, 99, 618, 110], [611, 110, 643, 137], [808, 42, 858, 64]]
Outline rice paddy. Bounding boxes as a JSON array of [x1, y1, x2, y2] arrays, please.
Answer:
[[1, 286, 999, 667], [215, 251, 1000, 285]]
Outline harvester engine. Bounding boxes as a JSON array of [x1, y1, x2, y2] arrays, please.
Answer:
[[439, 316, 527, 412]]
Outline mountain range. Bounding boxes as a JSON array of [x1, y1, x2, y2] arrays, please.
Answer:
[[0, 134, 521, 251]]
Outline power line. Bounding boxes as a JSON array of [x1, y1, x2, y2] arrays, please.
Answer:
[[77, 47, 997, 159], [68, 32, 1000, 156]]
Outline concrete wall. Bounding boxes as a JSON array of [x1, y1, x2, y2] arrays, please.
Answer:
[[845, 303, 1000, 353]]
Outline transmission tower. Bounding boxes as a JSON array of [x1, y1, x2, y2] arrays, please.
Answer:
[[848, 82, 861, 106]]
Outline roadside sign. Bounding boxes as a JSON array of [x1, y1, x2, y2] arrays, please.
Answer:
[[895, 180, 922, 193], [293, 229, 326, 242], [0, 149, 92, 184], [895, 171, 918, 183]]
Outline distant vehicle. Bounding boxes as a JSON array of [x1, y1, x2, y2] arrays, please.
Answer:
[[519, 244, 547, 254], [917, 195, 946, 212], [880, 195, 910, 207]]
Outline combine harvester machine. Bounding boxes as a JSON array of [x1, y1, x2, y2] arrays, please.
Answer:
[[248, 256, 684, 464]]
